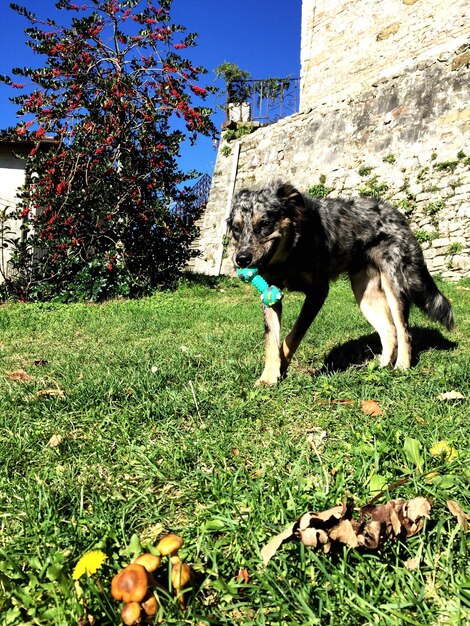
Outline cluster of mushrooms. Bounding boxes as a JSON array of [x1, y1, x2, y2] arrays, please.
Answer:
[[111, 533, 191, 625]]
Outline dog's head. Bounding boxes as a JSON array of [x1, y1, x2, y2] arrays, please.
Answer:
[[227, 182, 304, 269]]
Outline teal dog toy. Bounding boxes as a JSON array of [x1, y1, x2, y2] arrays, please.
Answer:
[[237, 268, 283, 307]]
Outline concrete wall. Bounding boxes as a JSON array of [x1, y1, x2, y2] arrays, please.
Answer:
[[192, 0, 469, 279], [0, 143, 27, 281]]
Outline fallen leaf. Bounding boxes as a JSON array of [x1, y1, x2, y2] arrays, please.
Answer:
[[261, 525, 295, 565], [361, 400, 383, 417], [438, 390, 465, 401], [332, 399, 355, 406], [405, 497, 431, 522], [37, 388, 65, 399], [235, 568, 250, 584], [261, 496, 432, 564], [306, 428, 327, 449], [447, 500, 469, 531], [404, 556, 420, 570], [455, 286, 470, 291], [329, 519, 359, 548], [6, 369, 32, 382], [47, 434, 63, 448], [357, 519, 382, 549]]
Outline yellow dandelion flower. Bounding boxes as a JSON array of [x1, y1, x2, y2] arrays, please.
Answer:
[[72, 550, 107, 580], [429, 441, 458, 462]]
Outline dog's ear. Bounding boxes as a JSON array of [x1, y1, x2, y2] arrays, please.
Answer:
[[275, 183, 305, 220]]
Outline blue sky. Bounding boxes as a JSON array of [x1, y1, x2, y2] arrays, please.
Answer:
[[0, 1, 301, 177]]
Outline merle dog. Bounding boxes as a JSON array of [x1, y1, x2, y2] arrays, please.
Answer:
[[228, 182, 454, 386]]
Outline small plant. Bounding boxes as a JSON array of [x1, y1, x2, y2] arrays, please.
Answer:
[[433, 161, 459, 173], [308, 183, 332, 199], [221, 145, 232, 158], [223, 123, 256, 142], [457, 150, 466, 160], [416, 167, 429, 182], [447, 242, 464, 256], [383, 154, 396, 164], [425, 200, 445, 216], [358, 165, 374, 177], [359, 175, 389, 199], [414, 230, 439, 244], [396, 198, 417, 216]]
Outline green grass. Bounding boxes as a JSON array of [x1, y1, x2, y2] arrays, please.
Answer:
[[0, 277, 469, 625]]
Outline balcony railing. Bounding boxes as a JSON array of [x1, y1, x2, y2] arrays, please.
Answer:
[[225, 77, 300, 125]]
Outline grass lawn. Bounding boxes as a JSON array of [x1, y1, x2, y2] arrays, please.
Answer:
[[0, 276, 468, 625]]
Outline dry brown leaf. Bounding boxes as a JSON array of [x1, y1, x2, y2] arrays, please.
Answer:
[[37, 388, 65, 399], [405, 497, 431, 522], [313, 505, 344, 522], [235, 568, 250, 584], [47, 434, 63, 448], [438, 390, 465, 401], [361, 400, 383, 417], [357, 519, 382, 549], [6, 369, 32, 382], [329, 519, 359, 548], [332, 399, 355, 406], [299, 527, 331, 552], [261, 496, 432, 564], [404, 556, 420, 571], [260, 525, 295, 565], [447, 500, 469, 531]]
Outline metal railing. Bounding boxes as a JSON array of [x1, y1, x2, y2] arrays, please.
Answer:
[[225, 77, 300, 125]]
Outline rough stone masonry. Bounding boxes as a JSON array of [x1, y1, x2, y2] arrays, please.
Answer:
[[192, 0, 469, 280]]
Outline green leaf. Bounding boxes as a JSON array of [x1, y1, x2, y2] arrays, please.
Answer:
[[127, 533, 142, 557], [403, 436, 424, 472], [369, 474, 388, 494]]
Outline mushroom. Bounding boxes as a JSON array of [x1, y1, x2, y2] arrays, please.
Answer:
[[170, 557, 192, 608], [120, 601, 142, 625], [156, 533, 183, 557], [111, 563, 150, 604], [133, 553, 161, 573], [141, 593, 158, 618], [170, 557, 191, 590]]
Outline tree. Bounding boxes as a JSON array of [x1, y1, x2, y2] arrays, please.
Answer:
[[0, 0, 216, 301]]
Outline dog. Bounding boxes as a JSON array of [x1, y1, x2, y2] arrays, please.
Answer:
[[227, 182, 454, 386]]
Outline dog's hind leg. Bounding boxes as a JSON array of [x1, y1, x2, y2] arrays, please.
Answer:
[[280, 286, 329, 375], [256, 301, 283, 386], [380, 272, 412, 369], [350, 268, 398, 367]]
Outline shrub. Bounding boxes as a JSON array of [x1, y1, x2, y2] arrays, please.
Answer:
[[0, 0, 216, 301]]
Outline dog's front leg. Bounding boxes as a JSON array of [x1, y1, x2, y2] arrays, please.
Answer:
[[256, 301, 283, 386], [280, 287, 329, 376]]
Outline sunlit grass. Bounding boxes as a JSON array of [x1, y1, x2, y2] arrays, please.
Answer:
[[0, 277, 468, 624]]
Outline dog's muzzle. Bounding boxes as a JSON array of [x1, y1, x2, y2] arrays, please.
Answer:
[[235, 250, 253, 268]]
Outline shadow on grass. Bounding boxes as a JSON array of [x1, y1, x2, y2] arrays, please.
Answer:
[[320, 326, 458, 373]]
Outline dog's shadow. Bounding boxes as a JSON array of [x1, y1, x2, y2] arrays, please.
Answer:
[[319, 326, 458, 373]]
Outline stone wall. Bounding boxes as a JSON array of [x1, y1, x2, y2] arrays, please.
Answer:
[[192, 0, 469, 279], [300, 0, 469, 112]]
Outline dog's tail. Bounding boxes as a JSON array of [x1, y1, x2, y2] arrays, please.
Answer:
[[410, 264, 454, 330]]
